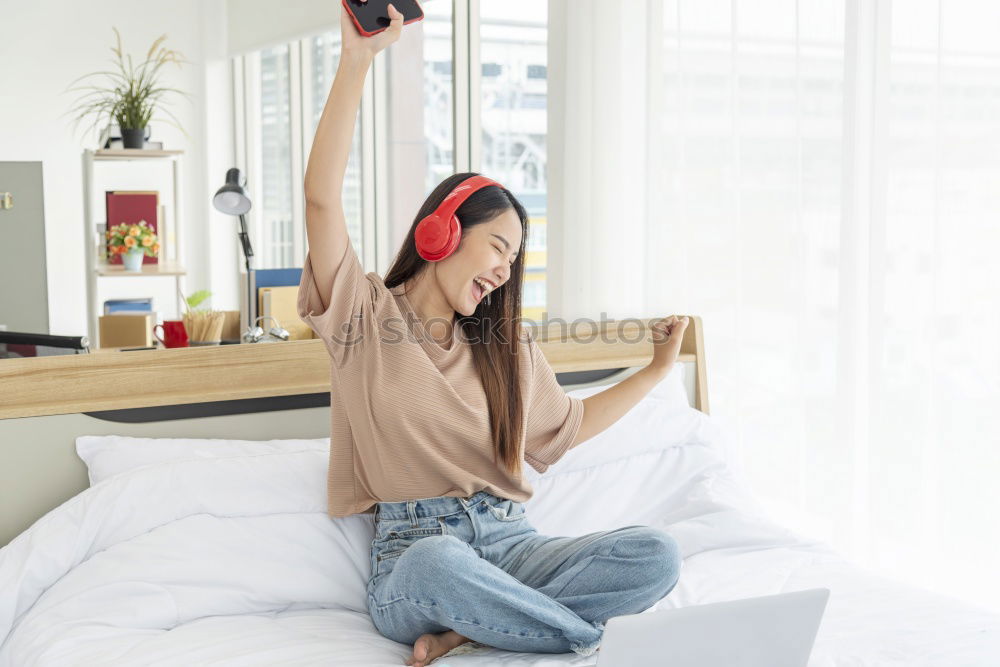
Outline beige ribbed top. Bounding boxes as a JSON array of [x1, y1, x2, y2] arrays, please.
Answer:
[[296, 241, 585, 517]]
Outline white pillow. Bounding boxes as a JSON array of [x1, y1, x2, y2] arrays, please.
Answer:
[[76, 435, 330, 486], [529, 403, 723, 481], [525, 429, 771, 553], [554, 363, 707, 466], [526, 364, 760, 540], [565, 360, 689, 408]]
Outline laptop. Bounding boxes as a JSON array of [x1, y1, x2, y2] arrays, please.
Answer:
[[596, 588, 830, 667]]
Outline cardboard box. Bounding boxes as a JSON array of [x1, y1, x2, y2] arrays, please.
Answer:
[[99, 313, 155, 348]]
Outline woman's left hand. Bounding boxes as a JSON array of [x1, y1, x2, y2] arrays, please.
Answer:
[[649, 315, 689, 376], [342, 1, 405, 58]]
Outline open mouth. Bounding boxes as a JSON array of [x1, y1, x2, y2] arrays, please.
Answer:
[[471, 277, 496, 303]]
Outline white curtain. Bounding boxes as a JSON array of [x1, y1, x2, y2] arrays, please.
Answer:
[[548, 0, 1000, 612]]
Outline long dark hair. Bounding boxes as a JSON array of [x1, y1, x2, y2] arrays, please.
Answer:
[[384, 172, 530, 478]]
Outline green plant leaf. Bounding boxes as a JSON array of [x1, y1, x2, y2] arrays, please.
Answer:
[[186, 289, 212, 310]]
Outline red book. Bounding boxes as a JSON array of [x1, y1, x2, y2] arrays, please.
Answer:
[[105, 191, 159, 265]]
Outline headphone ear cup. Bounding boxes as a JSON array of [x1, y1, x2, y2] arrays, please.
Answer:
[[415, 213, 462, 261]]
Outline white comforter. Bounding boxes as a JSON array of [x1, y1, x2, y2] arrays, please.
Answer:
[[2, 410, 998, 666]]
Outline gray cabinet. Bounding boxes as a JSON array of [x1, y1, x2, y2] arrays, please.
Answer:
[[0, 162, 49, 333]]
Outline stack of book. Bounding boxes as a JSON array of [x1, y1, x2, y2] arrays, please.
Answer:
[[104, 297, 154, 315]]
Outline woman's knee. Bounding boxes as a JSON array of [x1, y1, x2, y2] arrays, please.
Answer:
[[646, 529, 682, 595], [613, 527, 682, 595]]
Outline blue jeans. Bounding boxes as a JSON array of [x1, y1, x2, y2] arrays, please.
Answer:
[[365, 490, 682, 657]]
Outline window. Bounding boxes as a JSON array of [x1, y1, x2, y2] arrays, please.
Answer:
[[418, 1, 456, 196], [480, 0, 548, 320], [234, 2, 545, 317], [304, 32, 364, 260], [522, 278, 546, 309], [379, 0, 455, 256], [251, 45, 294, 269]]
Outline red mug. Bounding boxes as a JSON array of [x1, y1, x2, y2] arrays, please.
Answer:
[[153, 320, 189, 348]]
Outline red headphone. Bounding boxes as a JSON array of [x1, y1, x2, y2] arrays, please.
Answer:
[[414, 174, 504, 261]]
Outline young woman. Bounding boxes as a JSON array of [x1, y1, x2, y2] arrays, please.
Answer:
[[298, 4, 690, 666]]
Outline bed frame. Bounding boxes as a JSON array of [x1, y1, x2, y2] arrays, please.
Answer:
[[0, 316, 707, 546]]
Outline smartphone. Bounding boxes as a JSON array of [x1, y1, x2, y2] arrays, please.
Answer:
[[342, 0, 424, 37]]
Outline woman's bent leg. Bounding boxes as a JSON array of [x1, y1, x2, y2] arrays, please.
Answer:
[[368, 534, 604, 656], [498, 525, 683, 624]]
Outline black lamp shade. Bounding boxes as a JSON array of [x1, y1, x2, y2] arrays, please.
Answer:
[[213, 167, 251, 215]]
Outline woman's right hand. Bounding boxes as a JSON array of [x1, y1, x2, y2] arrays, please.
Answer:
[[649, 315, 689, 376], [341, 2, 405, 59]]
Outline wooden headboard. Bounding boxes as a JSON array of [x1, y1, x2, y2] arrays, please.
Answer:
[[0, 316, 707, 545]]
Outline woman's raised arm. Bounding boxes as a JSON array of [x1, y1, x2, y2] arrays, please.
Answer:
[[303, 3, 403, 311]]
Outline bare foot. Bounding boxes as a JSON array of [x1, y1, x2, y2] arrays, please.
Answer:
[[404, 629, 471, 666]]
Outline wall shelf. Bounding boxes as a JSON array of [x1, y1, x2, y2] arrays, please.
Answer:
[[95, 261, 187, 277], [93, 149, 184, 160], [82, 148, 186, 347]]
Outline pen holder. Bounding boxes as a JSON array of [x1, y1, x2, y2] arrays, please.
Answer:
[[183, 311, 225, 346]]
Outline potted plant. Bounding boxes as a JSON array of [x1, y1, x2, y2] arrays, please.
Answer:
[[107, 220, 159, 271], [67, 28, 190, 149]]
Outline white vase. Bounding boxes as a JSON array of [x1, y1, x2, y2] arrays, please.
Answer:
[[123, 248, 144, 271]]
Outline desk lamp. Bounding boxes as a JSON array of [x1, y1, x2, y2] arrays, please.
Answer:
[[212, 168, 258, 343]]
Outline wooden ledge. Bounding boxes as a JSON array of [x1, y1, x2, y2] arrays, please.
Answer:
[[0, 317, 706, 419]]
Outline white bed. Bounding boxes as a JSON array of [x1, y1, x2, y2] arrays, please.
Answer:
[[2, 322, 998, 665]]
